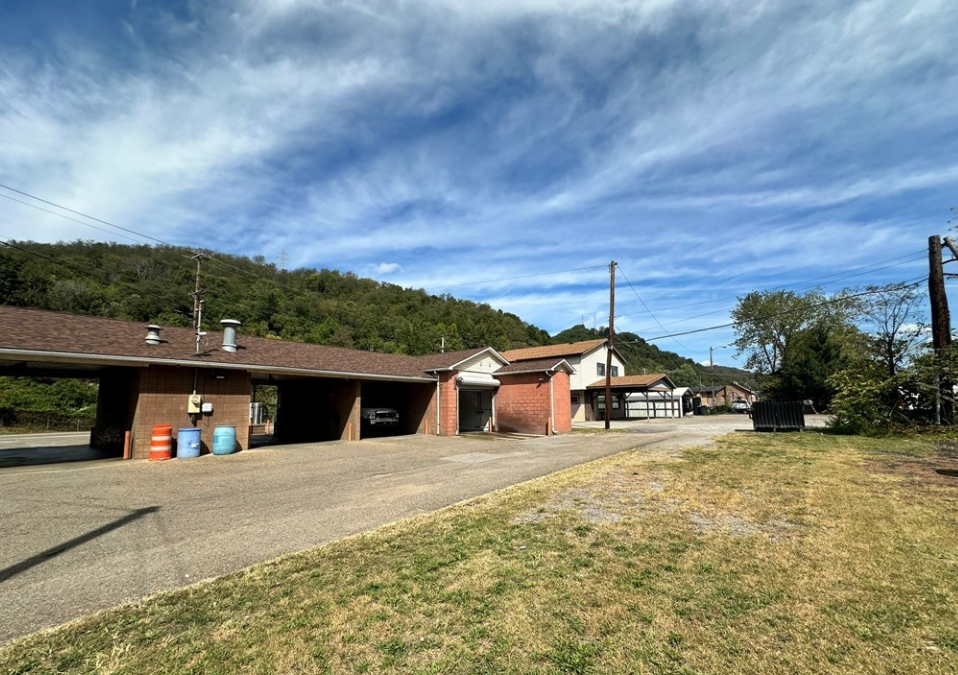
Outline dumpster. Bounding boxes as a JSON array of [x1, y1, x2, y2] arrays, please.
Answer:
[[751, 401, 805, 432]]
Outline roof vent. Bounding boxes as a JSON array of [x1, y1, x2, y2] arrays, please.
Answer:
[[220, 319, 241, 353], [145, 325, 162, 345]]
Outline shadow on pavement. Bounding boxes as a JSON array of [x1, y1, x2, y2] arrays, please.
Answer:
[[0, 506, 160, 584], [0, 444, 117, 468]]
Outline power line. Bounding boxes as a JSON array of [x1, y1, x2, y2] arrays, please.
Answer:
[[0, 239, 192, 319], [0, 182, 601, 298], [614, 249, 927, 322], [619, 276, 928, 345], [0, 182, 172, 246], [617, 265, 692, 352], [0, 182, 300, 303], [617, 251, 929, 339], [0, 193, 148, 245]]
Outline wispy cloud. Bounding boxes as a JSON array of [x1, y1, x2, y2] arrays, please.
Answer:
[[0, 0, 955, 364]]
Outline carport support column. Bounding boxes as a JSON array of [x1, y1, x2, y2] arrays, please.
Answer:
[[345, 380, 361, 441], [549, 374, 555, 436], [437, 372, 459, 437]]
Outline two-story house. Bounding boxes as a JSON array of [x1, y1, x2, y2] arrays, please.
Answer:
[[501, 339, 627, 422]]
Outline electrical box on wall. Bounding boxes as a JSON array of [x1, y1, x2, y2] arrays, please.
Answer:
[[201, 402, 214, 414], [187, 394, 203, 414]]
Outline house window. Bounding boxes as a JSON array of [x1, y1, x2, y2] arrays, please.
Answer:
[[611, 365, 619, 377], [597, 363, 605, 376], [571, 394, 579, 404]]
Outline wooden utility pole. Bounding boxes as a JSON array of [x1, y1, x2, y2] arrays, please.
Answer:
[[928, 235, 952, 423], [605, 260, 616, 430], [710, 345, 715, 403], [191, 253, 205, 330]]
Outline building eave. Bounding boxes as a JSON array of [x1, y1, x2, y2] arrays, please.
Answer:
[[0, 348, 439, 384]]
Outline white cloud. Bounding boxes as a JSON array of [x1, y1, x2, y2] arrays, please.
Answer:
[[374, 262, 401, 274]]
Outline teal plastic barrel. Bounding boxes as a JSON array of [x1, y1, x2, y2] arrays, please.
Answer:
[[177, 427, 201, 459], [212, 426, 237, 455]]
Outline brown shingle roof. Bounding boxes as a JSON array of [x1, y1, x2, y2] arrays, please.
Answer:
[[495, 358, 572, 374], [501, 339, 606, 362], [415, 347, 490, 372], [586, 374, 674, 389], [0, 305, 439, 381]]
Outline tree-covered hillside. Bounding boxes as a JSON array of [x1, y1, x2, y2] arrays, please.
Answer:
[[0, 241, 753, 390], [0, 241, 551, 355]]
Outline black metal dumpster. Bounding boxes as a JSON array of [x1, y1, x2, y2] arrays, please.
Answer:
[[751, 401, 805, 432]]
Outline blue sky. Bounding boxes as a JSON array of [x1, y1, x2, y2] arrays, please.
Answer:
[[1, 0, 956, 366]]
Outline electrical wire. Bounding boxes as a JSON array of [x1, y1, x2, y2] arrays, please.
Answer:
[[0, 182, 172, 246], [0, 238, 193, 319], [615, 249, 927, 322], [0, 193, 148, 245], [619, 276, 928, 345], [619, 253, 929, 340], [0, 182, 309, 305], [616, 265, 692, 352]]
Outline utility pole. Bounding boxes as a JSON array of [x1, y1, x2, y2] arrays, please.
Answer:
[[605, 260, 616, 430], [929, 235, 953, 423], [190, 253, 205, 330], [440, 336, 445, 354], [710, 345, 715, 406]]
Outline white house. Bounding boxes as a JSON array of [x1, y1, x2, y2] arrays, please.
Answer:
[[502, 338, 626, 421]]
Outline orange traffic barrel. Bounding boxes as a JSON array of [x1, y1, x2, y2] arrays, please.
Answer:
[[149, 424, 173, 461]]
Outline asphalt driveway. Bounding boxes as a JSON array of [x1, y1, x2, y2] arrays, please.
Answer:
[[0, 417, 761, 644]]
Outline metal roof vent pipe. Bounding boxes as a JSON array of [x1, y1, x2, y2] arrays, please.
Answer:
[[145, 325, 162, 345], [220, 319, 241, 353]]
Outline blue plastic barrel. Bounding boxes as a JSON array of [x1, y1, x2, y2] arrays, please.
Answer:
[[177, 427, 202, 458], [212, 426, 237, 455]]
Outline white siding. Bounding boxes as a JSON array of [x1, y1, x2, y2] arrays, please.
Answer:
[[459, 354, 505, 375], [572, 347, 626, 392], [625, 390, 683, 418]]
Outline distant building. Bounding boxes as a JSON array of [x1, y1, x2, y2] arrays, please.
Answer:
[[692, 382, 758, 408]]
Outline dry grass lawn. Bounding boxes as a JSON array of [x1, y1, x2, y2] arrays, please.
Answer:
[[2, 432, 958, 674]]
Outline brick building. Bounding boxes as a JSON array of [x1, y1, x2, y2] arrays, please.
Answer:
[[502, 339, 626, 422], [691, 382, 758, 408], [0, 306, 576, 459]]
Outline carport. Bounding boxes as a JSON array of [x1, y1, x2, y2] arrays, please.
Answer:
[[360, 379, 436, 437], [0, 306, 441, 460], [586, 374, 678, 421]]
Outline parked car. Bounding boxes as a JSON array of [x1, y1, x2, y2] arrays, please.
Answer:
[[730, 400, 751, 414], [361, 407, 400, 427]]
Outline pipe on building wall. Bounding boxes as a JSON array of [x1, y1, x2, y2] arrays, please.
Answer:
[[549, 373, 555, 435], [436, 378, 441, 436]]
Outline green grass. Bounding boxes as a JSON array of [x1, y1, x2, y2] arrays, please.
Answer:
[[3, 432, 958, 674]]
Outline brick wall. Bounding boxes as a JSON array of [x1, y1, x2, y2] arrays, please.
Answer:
[[438, 372, 458, 436], [131, 365, 251, 459], [496, 372, 558, 436], [552, 371, 572, 433]]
